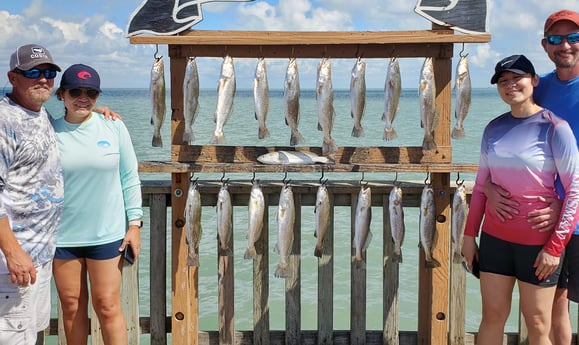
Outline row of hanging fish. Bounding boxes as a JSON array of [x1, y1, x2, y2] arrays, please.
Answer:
[[183, 178, 469, 273], [149, 55, 471, 151]]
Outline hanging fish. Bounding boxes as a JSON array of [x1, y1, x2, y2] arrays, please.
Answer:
[[150, 57, 166, 147], [284, 58, 304, 146], [211, 55, 236, 144], [452, 55, 471, 139], [419, 57, 438, 151], [389, 185, 405, 263], [184, 178, 202, 266], [245, 179, 265, 259], [353, 184, 372, 269], [253, 57, 270, 139], [383, 57, 402, 141], [314, 181, 331, 258], [216, 182, 233, 256], [419, 183, 440, 268], [274, 183, 295, 278], [350, 57, 366, 137], [183, 57, 199, 144], [316, 58, 337, 159], [452, 183, 468, 262]]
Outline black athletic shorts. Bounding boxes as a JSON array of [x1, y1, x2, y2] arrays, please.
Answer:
[[557, 234, 579, 302], [478, 232, 562, 287]]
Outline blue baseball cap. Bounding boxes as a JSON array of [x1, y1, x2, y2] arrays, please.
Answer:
[[60, 64, 101, 92]]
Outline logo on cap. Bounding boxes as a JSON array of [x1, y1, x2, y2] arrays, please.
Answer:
[[77, 71, 93, 80], [30, 46, 48, 59]]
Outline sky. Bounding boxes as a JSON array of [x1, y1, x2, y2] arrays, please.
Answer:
[[0, 0, 577, 90]]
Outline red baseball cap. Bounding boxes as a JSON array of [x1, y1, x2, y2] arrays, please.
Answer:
[[544, 9, 579, 34]]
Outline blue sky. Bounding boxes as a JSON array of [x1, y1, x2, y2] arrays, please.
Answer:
[[0, 0, 577, 90]]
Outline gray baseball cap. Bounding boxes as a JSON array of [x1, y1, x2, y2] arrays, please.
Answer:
[[9, 44, 61, 71]]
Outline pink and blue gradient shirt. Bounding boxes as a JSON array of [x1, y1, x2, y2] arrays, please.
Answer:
[[464, 109, 579, 257]]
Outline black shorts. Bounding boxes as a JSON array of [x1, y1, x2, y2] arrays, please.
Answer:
[[557, 234, 579, 302], [478, 232, 561, 287], [54, 239, 123, 260]]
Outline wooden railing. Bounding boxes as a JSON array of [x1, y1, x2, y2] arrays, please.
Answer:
[[35, 179, 579, 345]]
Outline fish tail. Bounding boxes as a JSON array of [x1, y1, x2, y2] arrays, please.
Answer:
[[425, 258, 441, 268], [210, 133, 226, 144], [453, 251, 463, 264], [351, 125, 364, 137], [422, 134, 437, 151], [258, 126, 270, 139], [383, 127, 397, 141], [322, 138, 338, 156], [353, 256, 366, 270], [451, 126, 465, 139], [182, 130, 194, 144], [392, 251, 402, 264], [219, 246, 233, 257], [152, 134, 163, 147], [290, 130, 305, 146], [187, 254, 199, 267], [314, 244, 323, 258], [244, 246, 257, 260], [274, 262, 290, 278]]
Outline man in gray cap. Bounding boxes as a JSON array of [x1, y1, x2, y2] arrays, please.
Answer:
[[0, 43, 64, 344]]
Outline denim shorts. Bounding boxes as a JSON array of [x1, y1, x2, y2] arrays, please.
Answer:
[[479, 232, 562, 287], [54, 239, 123, 260]]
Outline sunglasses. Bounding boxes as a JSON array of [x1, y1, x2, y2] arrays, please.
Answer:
[[13, 68, 58, 79], [68, 88, 100, 100], [545, 32, 579, 45]]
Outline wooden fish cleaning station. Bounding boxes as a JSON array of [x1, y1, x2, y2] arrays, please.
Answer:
[[129, 26, 491, 345]]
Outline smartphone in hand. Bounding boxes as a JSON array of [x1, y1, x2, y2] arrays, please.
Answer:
[[123, 245, 135, 265]]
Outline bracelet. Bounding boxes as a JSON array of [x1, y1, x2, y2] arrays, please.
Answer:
[[129, 220, 143, 228]]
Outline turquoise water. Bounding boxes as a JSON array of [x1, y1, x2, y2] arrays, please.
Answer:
[[43, 86, 577, 342]]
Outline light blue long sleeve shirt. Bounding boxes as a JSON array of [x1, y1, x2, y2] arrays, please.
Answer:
[[52, 113, 142, 247]]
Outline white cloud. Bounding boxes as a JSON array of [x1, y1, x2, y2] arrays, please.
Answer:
[[41, 17, 90, 43]]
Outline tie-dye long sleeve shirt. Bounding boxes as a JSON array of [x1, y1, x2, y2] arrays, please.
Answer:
[[0, 96, 64, 274], [464, 109, 579, 257]]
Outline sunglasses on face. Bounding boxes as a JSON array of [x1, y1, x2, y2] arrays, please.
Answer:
[[68, 88, 99, 100], [13, 68, 58, 79], [545, 32, 579, 45]]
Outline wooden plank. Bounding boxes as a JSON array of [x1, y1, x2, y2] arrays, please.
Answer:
[[285, 193, 301, 344], [130, 30, 491, 45], [121, 257, 140, 345], [218, 231, 235, 345], [149, 194, 168, 345], [350, 192, 367, 345], [253, 194, 270, 345], [317, 192, 334, 345], [449, 256, 467, 345], [383, 194, 400, 345]]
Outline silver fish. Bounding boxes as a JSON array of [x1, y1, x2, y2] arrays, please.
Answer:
[[419, 57, 438, 151], [452, 183, 468, 262], [150, 57, 166, 147], [350, 57, 366, 137], [353, 184, 372, 269], [314, 181, 331, 258], [316, 58, 337, 159], [253, 57, 270, 139], [284, 58, 304, 146], [211, 55, 236, 144], [257, 151, 330, 165], [388, 185, 405, 263], [182, 57, 199, 144], [382, 57, 402, 141], [274, 184, 295, 278], [216, 183, 233, 256], [419, 183, 440, 268], [452, 55, 471, 139], [245, 180, 265, 259], [184, 179, 202, 266]]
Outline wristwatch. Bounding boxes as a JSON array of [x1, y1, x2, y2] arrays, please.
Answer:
[[129, 220, 143, 228]]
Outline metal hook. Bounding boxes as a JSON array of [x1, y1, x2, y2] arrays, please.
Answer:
[[424, 172, 430, 185], [360, 172, 368, 187], [154, 44, 161, 60], [390, 45, 396, 58], [456, 172, 464, 186], [393, 172, 399, 185], [319, 167, 328, 185], [251, 171, 256, 184], [459, 43, 468, 58], [220, 171, 226, 183], [282, 171, 290, 185], [290, 46, 295, 59]]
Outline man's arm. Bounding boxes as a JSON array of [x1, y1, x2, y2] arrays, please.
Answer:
[[482, 175, 520, 221], [0, 217, 36, 286]]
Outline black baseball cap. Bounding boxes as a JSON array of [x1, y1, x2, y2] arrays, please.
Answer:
[[490, 54, 536, 84], [59, 64, 101, 92]]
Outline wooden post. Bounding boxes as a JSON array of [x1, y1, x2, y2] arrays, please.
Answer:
[[150, 193, 168, 345], [383, 193, 400, 345], [317, 192, 334, 345]]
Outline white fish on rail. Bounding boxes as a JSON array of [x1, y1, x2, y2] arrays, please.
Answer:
[[353, 184, 372, 269], [452, 55, 471, 139], [216, 182, 233, 256], [253, 57, 270, 139], [419, 183, 440, 268], [382, 57, 402, 141], [452, 183, 468, 263], [150, 57, 166, 147], [314, 181, 331, 258], [245, 180, 265, 259], [419, 57, 438, 151], [284, 57, 304, 146], [184, 178, 202, 266], [274, 183, 295, 278], [211, 55, 236, 144], [350, 57, 366, 137], [389, 185, 405, 263], [316, 58, 337, 159], [257, 151, 330, 165], [182, 57, 199, 144]]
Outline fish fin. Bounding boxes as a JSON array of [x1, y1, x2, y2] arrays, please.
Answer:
[[381, 112, 386, 121], [254, 112, 258, 121], [210, 133, 226, 144], [422, 134, 437, 151], [152, 134, 163, 147], [317, 122, 323, 131], [351, 126, 364, 137], [451, 126, 465, 139], [322, 138, 338, 156], [383, 127, 397, 141], [289, 130, 304, 146], [350, 110, 355, 119], [182, 130, 194, 144], [274, 262, 290, 278], [219, 246, 233, 257], [244, 246, 256, 260], [354, 257, 366, 270]]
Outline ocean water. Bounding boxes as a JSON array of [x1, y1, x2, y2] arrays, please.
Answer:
[[43, 86, 578, 343]]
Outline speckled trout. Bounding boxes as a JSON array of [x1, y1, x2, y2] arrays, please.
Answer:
[[182, 57, 199, 144], [389, 185, 405, 263], [253, 57, 270, 139], [184, 179, 202, 266], [216, 182, 233, 256], [274, 184, 295, 278], [150, 57, 165, 147], [245, 180, 265, 259], [211, 55, 236, 144]]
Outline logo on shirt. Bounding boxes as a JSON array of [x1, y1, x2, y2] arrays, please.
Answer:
[[97, 140, 111, 148]]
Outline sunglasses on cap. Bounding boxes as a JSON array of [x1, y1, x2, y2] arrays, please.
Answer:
[[68, 88, 100, 100], [13, 68, 58, 79], [545, 32, 579, 45]]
